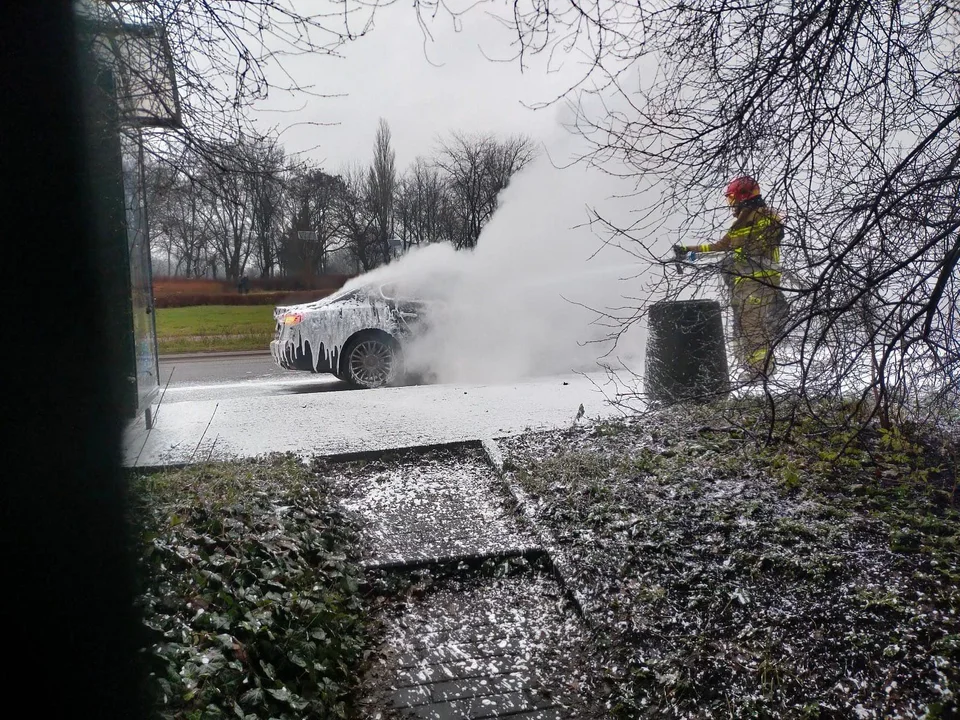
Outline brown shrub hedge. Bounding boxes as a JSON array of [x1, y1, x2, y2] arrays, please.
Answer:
[[154, 275, 353, 298], [155, 289, 335, 309]]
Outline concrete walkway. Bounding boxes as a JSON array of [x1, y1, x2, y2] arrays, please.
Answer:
[[334, 446, 602, 718], [125, 372, 618, 467]]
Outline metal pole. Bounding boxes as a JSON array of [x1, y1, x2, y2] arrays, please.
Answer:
[[139, 127, 161, 397]]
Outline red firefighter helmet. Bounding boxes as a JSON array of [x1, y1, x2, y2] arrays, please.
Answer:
[[725, 176, 761, 205]]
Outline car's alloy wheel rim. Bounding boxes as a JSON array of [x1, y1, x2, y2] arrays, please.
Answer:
[[349, 340, 394, 387]]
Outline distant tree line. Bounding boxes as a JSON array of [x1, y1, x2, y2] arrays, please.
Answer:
[[146, 120, 536, 281]]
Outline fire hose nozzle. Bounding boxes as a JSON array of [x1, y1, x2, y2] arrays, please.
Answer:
[[673, 246, 686, 274]]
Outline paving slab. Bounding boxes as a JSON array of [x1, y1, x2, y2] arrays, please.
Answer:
[[395, 655, 534, 687], [329, 447, 540, 569], [409, 690, 544, 718], [359, 574, 603, 719]]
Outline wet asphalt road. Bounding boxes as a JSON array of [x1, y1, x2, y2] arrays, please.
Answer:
[[160, 352, 284, 385], [158, 352, 351, 402]]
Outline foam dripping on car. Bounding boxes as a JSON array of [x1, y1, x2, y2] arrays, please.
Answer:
[[286, 292, 403, 373]]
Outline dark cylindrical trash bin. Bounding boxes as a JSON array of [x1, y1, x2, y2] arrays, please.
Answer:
[[645, 299, 729, 404]]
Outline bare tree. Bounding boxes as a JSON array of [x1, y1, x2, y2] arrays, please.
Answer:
[[195, 140, 263, 282], [142, 157, 179, 275], [79, 1, 395, 283], [395, 158, 450, 250], [246, 138, 286, 277], [341, 164, 379, 273], [147, 138, 286, 279], [148, 151, 211, 277], [283, 166, 350, 277], [435, 133, 537, 249], [366, 119, 397, 263]]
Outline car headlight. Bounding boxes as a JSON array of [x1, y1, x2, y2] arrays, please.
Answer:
[[282, 313, 303, 326]]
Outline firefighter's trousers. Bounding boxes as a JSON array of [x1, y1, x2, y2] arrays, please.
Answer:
[[731, 279, 783, 374]]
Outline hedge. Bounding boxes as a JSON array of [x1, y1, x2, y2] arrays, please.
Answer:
[[154, 289, 336, 309], [153, 275, 353, 297]]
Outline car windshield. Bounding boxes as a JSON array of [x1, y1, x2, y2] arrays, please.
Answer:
[[320, 285, 371, 304]]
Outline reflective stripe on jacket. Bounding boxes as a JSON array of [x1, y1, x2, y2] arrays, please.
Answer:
[[702, 205, 784, 286]]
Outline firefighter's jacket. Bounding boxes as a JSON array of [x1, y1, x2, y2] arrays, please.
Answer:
[[700, 205, 783, 290]]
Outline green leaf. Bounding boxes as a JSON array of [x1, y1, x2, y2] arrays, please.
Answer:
[[267, 687, 293, 704], [238, 687, 264, 707]]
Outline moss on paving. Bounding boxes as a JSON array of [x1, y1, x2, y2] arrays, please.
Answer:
[[502, 404, 959, 719], [131, 456, 372, 720]]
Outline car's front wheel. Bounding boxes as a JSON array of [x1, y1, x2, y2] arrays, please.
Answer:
[[341, 332, 400, 389]]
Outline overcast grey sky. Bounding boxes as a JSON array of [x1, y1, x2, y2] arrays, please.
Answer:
[[250, 4, 589, 170], [246, 2, 700, 261]]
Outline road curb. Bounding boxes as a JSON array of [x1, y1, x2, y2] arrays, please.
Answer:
[[159, 349, 271, 361], [309, 439, 484, 466], [126, 439, 487, 472]]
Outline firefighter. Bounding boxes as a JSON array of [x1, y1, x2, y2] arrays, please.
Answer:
[[674, 176, 785, 384]]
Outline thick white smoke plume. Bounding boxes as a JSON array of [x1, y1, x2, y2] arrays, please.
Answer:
[[341, 125, 666, 385]]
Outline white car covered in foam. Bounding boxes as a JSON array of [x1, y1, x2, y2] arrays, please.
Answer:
[[270, 280, 437, 388]]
